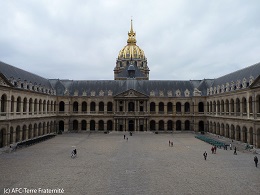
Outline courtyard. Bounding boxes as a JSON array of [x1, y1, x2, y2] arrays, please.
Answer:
[[0, 132, 259, 195]]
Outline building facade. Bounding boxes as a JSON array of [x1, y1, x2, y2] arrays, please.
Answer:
[[1, 21, 260, 149]]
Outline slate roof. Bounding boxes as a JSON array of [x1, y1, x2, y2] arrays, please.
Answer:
[[50, 79, 205, 97], [211, 62, 260, 87], [1, 60, 259, 97], [0, 61, 52, 88]]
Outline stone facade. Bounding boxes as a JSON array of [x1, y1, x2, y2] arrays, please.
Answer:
[[0, 21, 260, 149]]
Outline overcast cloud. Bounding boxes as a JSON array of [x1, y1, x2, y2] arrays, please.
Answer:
[[0, 0, 260, 80]]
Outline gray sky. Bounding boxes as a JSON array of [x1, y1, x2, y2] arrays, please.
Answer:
[[0, 0, 260, 80]]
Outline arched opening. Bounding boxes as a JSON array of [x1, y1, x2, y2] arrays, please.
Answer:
[[220, 100, 224, 114], [231, 99, 235, 114], [29, 98, 33, 114], [16, 126, 20, 142], [33, 124, 37, 137], [256, 95, 260, 114], [16, 97, 21, 113], [99, 102, 104, 112], [107, 102, 113, 112], [11, 96, 15, 113], [198, 102, 204, 113], [176, 120, 181, 130], [220, 123, 224, 136], [249, 97, 253, 114], [90, 102, 96, 112], [217, 100, 220, 114], [184, 102, 190, 113], [107, 120, 113, 131], [199, 121, 204, 132], [216, 123, 220, 135], [22, 125, 27, 141], [150, 120, 156, 131], [10, 127, 14, 144], [43, 122, 46, 135], [185, 120, 190, 130], [23, 97, 27, 114], [236, 98, 240, 115], [159, 120, 164, 131], [167, 120, 173, 131], [73, 120, 78, 130], [81, 120, 87, 130], [82, 101, 87, 112], [43, 100, 46, 113], [38, 123, 42, 136], [257, 128, 260, 148], [59, 101, 65, 112], [159, 102, 164, 113], [1, 94, 7, 115], [236, 126, 241, 141], [167, 102, 173, 113], [176, 102, 181, 113], [59, 121, 64, 132], [28, 124, 32, 139], [249, 127, 253, 145], [225, 99, 229, 114], [0, 128, 6, 148], [231, 125, 235, 140], [242, 126, 247, 143], [73, 101, 78, 112], [225, 124, 230, 138], [242, 97, 247, 114], [98, 120, 104, 131], [213, 101, 216, 113], [90, 120, 95, 131], [150, 102, 155, 112]]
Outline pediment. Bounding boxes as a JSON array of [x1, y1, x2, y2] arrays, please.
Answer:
[[115, 89, 148, 98], [250, 75, 260, 89]]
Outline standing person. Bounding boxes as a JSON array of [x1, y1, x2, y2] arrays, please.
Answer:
[[229, 143, 232, 150], [124, 135, 125, 139], [169, 140, 171, 146], [234, 147, 237, 155], [203, 151, 207, 160], [254, 156, 258, 167], [214, 146, 217, 154]]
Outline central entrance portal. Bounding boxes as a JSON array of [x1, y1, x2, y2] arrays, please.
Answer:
[[128, 120, 134, 131]]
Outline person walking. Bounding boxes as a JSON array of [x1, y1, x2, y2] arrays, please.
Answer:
[[169, 140, 171, 147], [254, 156, 258, 167], [203, 151, 207, 160], [234, 147, 237, 155], [229, 143, 232, 150]]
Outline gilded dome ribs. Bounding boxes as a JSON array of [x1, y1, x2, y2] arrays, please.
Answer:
[[114, 20, 149, 80]]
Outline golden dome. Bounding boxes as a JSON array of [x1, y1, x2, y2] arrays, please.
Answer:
[[118, 20, 145, 59]]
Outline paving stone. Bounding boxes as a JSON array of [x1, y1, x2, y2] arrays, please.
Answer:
[[0, 132, 259, 195]]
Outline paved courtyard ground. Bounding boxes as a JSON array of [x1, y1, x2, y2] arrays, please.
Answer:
[[0, 132, 259, 195]]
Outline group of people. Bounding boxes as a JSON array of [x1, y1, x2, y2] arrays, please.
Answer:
[[211, 146, 217, 154], [205, 144, 259, 167], [123, 134, 128, 141]]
